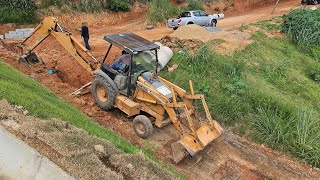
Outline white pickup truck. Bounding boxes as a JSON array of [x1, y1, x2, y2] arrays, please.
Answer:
[[167, 10, 224, 30]]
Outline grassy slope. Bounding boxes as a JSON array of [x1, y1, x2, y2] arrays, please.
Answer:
[[0, 60, 138, 153], [161, 35, 320, 167], [0, 60, 185, 179]]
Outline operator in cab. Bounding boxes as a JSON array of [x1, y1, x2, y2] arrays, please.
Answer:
[[111, 51, 131, 73]]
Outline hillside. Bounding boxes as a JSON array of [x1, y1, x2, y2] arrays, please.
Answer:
[[1, 0, 320, 179]]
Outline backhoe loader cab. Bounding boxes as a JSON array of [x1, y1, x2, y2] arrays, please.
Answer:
[[92, 32, 223, 163]]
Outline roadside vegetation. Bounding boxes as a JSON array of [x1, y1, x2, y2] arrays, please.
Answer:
[[0, 60, 185, 179], [146, 0, 206, 25], [283, 9, 320, 60], [162, 11, 320, 168], [0, 0, 37, 24], [0, 0, 133, 24]]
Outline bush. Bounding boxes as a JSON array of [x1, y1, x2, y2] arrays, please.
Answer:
[[0, 0, 37, 24], [187, 0, 204, 10], [146, 0, 179, 25], [283, 9, 320, 48], [40, 0, 62, 8], [56, 0, 131, 13], [106, 0, 131, 12], [146, 0, 206, 25]]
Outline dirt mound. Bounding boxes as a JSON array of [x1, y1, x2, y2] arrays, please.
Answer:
[[170, 24, 211, 42], [0, 99, 176, 180], [211, 30, 253, 55], [158, 36, 203, 52]]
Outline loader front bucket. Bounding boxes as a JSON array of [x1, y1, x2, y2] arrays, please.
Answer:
[[172, 122, 223, 163]]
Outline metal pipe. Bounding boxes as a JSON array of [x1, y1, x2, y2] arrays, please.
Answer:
[[155, 49, 159, 75], [127, 54, 133, 96], [102, 44, 112, 64], [56, 23, 64, 32]]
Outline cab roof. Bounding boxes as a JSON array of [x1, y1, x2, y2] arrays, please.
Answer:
[[104, 32, 159, 53]]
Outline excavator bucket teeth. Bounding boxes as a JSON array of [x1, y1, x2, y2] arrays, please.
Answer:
[[19, 52, 41, 66]]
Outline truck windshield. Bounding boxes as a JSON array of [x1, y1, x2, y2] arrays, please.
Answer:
[[132, 51, 157, 72]]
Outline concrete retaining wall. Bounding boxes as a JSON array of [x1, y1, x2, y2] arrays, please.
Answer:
[[4, 28, 34, 39], [0, 126, 74, 180]]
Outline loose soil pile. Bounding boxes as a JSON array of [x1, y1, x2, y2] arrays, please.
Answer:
[[211, 30, 253, 55], [0, 99, 176, 180], [170, 24, 212, 42], [158, 36, 203, 52]]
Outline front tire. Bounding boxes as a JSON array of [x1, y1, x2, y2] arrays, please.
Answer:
[[133, 115, 153, 139], [211, 19, 217, 27], [173, 27, 178, 30], [91, 76, 116, 110]]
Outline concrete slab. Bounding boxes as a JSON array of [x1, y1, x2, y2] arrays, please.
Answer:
[[0, 126, 74, 180], [205, 27, 223, 32]]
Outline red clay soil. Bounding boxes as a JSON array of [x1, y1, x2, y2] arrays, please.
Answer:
[[1, 1, 320, 179]]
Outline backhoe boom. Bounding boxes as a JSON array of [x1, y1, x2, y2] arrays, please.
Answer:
[[19, 17, 98, 74]]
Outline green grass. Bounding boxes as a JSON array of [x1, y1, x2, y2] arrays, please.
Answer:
[[0, 60, 186, 179], [252, 17, 282, 31], [250, 31, 267, 41], [161, 36, 320, 168], [0, 60, 137, 153], [0, 0, 37, 24]]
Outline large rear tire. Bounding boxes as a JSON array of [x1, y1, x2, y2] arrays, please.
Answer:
[[133, 115, 153, 139], [91, 76, 116, 110]]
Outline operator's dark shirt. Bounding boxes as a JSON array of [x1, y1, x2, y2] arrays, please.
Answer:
[[81, 25, 89, 38]]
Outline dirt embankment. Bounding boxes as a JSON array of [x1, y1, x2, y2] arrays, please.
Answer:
[[0, 99, 176, 180]]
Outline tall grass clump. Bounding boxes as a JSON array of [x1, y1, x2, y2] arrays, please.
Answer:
[[253, 108, 320, 167], [282, 9, 320, 59], [0, 0, 37, 24]]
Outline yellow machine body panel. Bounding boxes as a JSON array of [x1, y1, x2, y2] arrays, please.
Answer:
[[115, 95, 140, 117]]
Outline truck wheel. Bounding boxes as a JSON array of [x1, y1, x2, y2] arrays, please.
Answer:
[[211, 19, 217, 27], [133, 115, 153, 139], [173, 27, 178, 30], [91, 76, 116, 110]]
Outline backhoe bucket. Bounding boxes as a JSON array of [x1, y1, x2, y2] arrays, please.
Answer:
[[18, 52, 41, 66], [172, 122, 223, 163]]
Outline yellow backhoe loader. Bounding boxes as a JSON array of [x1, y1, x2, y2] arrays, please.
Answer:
[[19, 17, 223, 163]]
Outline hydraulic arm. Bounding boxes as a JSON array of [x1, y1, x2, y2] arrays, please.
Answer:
[[18, 17, 98, 74]]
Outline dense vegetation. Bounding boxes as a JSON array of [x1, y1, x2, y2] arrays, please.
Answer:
[[162, 18, 320, 167], [283, 9, 320, 60], [0, 0, 37, 24], [0, 0, 133, 24], [146, 0, 206, 25]]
